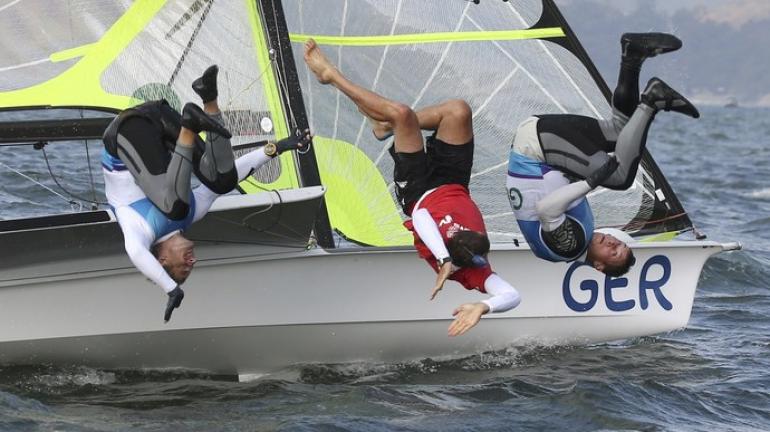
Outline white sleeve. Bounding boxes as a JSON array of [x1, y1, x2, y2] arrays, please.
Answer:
[[115, 207, 178, 293], [236, 147, 272, 181], [536, 180, 592, 232], [411, 208, 450, 261], [481, 274, 521, 313]]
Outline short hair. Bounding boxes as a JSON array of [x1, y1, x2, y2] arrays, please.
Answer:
[[603, 249, 636, 277], [150, 243, 162, 258], [447, 230, 490, 268]]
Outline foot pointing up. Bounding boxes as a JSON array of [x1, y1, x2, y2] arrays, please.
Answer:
[[621, 32, 682, 62], [304, 39, 337, 85], [641, 77, 700, 118], [192, 65, 219, 103]]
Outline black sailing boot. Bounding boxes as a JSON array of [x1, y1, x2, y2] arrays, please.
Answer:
[[181, 102, 232, 138], [192, 65, 219, 103], [641, 77, 700, 118], [621, 32, 682, 63]]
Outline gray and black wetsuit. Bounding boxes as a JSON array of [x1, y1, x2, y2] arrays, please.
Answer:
[[102, 100, 237, 220], [534, 56, 656, 190]]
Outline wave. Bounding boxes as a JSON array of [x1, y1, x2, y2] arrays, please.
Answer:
[[743, 187, 770, 200]]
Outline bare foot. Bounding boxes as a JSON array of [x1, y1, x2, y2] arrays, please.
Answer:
[[304, 39, 337, 84]]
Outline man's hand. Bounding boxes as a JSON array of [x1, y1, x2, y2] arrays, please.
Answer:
[[275, 128, 313, 154], [448, 302, 489, 337], [164, 286, 185, 323], [430, 261, 453, 300]]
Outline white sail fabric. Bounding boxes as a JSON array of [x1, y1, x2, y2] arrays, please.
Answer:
[[0, 0, 294, 186], [284, 0, 648, 244]]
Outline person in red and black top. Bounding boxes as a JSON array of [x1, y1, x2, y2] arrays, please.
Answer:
[[304, 39, 520, 336]]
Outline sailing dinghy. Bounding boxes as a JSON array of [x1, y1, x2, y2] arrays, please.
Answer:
[[0, 0, 738, 375]]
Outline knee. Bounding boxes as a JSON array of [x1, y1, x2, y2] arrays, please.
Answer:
[[387, 102, 417, 126], [603, 173, 636, 191], [203, 169, 238, 194], [446, 99, 472, 122]]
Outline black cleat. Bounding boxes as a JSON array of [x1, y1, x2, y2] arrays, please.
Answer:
[[621, 32, 682, 61], [164, 286, 185, 323], [192, 65, 219, 103], [641, 77, 700, 118], [181, 102, 232, 138]]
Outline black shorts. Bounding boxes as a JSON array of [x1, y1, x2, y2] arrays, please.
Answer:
[[389, 132, 474, 215]]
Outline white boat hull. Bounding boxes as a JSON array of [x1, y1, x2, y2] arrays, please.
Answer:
[[0, 194, 734, 374]]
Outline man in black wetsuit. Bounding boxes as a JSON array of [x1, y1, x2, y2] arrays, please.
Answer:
[[506, 32, 699, 276]]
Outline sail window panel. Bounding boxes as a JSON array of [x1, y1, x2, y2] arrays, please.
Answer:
[[0, 0, 127, 92]]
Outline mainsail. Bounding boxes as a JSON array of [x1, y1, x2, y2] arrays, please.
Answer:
[[0, 0, 302, 194], [279, 0, 694, 245], [0, 0, 694, 247]]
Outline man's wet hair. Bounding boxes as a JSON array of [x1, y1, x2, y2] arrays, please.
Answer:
[[603, 249, 636, 277], [447, 230, 490, 268]]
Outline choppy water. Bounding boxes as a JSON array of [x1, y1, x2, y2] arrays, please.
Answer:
[[1, 106, 769, 431]]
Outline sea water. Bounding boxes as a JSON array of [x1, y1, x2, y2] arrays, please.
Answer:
[[0, 106, 768, 431]]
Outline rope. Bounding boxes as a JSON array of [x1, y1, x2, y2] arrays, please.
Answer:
[[41, 147, 108, 206], [0, 159, 76, 205]]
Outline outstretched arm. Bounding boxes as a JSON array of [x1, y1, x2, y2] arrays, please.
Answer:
[[448, 274, 521, 337], [115, 207, 178, 293], [192, 131, 313, 223], [481, 274, 521, 313], [412, 208, 454, 300], [536, 156, 617, 230], [412, 208, 451, 261]]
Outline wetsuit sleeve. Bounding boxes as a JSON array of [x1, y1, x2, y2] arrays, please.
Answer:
[[192, 147, 274, 223], [481, 274, 521, 313], [114, 206, 178, 293], [411, 208, 451, 261], [536, 179, 591, 231]]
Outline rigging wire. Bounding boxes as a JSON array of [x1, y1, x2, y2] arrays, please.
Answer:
[[0, 159, 77, 207], [40, 146, 107, 207]]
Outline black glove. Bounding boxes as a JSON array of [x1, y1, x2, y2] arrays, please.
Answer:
[[586, 156, 619, 189], [275, 128, 312, 154], [164, 286, 185, 323]]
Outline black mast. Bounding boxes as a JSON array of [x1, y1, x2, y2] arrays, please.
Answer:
[[256, 0, 335, 248]]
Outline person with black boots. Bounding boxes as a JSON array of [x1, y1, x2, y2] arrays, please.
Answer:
[[102, 65, 311, 322], [506, 33, 699, 276]]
